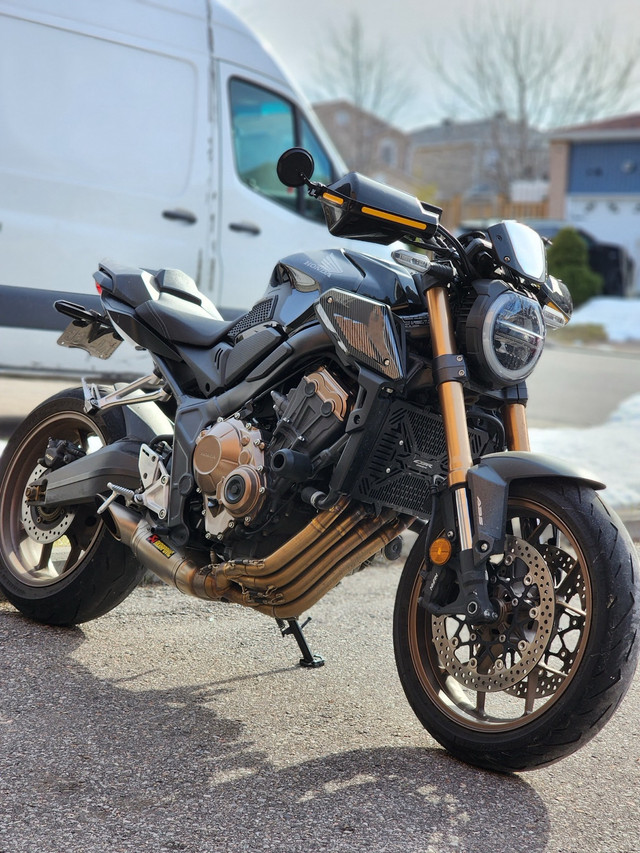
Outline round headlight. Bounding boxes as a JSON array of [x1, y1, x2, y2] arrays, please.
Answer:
[[481, 291, 545, 383]]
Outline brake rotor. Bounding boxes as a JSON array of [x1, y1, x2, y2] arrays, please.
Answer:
[[431, 535, 556, 692], [21, 464, 76, 544], [505, 543, 587, 699]]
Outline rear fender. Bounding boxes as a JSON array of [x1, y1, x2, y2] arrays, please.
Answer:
[[120, 396, 174, 443], [467, 451, 605, 555]]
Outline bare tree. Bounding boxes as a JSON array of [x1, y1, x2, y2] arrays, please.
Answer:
[[313, 13, 414, 123], [427, 3, 640, 191], [311, 14, 416, 173]]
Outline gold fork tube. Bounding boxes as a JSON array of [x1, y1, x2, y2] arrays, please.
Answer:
[[502, 402, 531, 451], [425, 286, 473, 486]]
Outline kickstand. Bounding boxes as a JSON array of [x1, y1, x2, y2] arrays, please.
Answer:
[[276, 617, 325, 668]]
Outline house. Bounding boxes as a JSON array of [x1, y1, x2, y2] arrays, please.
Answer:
[[314, 101, 549, 227], [409, 113, 549, 201], [313, 99, 416, 193], [549, 113, 640, 292]]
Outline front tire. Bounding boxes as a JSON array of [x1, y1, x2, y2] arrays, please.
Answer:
[[0, 388, 144, 625], [393, 480, 640, 772]]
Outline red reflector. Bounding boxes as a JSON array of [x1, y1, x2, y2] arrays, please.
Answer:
[[95, 282, 102, 294]]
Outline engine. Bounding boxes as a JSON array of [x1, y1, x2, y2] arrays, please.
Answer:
[[192, 367, 350, 543], [192, 416, 267, 539]]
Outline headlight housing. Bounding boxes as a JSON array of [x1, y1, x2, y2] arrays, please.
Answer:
[[462, 281, 546, 387]]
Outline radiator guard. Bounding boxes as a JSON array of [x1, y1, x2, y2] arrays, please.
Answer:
[[350, 401, 496, 518]]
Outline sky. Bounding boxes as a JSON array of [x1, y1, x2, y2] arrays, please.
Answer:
[[218, 0, 640, 130]]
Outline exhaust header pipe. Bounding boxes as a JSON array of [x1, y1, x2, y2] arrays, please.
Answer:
[[105, 499, 411, 619]]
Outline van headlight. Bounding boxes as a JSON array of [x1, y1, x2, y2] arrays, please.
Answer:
[[464, 286, 546, 386]]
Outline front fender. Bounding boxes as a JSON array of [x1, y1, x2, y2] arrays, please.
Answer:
[[466, 451, 605, 553]]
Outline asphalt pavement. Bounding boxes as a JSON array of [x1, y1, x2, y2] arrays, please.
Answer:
[[1, 354, 640, 852], [1, 561, 639, 853], [526, 343, 640, 428]]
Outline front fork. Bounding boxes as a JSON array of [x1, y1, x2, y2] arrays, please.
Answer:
[[424, 285, 529, 622]]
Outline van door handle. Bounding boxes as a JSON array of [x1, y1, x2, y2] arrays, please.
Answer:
[[229, 221, 261, 236], [163, 208, 197, 224]]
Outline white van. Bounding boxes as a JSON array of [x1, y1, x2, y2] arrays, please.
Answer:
[[0, 0, 353, 376]]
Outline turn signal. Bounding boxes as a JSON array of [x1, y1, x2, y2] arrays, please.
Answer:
[[429, 537, 452, 565]]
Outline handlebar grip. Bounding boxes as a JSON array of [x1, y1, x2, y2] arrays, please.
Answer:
[[426, 262, 456, 282]]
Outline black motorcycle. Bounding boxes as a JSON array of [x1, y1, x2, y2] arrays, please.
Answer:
[[0, 148, 637, 772]]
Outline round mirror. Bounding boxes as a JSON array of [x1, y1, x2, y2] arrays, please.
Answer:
[[277, 148, 315, 187]]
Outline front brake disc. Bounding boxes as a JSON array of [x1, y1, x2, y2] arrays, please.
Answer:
[[431, 535, 555, 692]]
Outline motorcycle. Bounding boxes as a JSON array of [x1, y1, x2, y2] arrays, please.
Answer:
[[0, 148, 637, 772]]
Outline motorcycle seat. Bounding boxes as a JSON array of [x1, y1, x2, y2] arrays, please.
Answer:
[[135, 292, 231, 347], [97, 261, 232, 347]]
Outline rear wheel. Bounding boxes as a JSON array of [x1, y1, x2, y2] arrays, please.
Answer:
[[0, 388, 144, 625], [393, 480, 640, 772]]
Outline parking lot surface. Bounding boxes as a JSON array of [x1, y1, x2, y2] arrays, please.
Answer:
[[1, 560, 639, 853]]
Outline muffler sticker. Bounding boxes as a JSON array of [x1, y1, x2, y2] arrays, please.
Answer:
[[147, 534, 175, 558]]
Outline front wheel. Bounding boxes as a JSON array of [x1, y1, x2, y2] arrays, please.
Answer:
[[393, 480, 640, 772], [0, 388, 144, 625]]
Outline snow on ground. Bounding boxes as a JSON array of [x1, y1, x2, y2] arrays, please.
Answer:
[[1, 300, 639, 511], [571, 296, 640, 342], [538, 297, 640, 510], [530, 393, 640, 509]]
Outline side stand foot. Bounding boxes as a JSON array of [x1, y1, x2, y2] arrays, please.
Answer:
[[276, 617, 325, 668]]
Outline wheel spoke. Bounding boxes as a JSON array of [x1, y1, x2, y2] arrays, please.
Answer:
[[555, 559, 581, 597], [36, 542, 53, 572], [524, 668, 540, 714], [523, 517, 549, 546], [64, 540, 83, 568]]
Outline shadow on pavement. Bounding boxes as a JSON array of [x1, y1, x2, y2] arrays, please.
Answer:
[[0, 605, 550, 853]]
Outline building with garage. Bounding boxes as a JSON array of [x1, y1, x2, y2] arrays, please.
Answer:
[[549, 114, 640, 293]]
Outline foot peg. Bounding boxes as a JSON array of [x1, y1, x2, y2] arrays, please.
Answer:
[[276, 617, 325, 668]]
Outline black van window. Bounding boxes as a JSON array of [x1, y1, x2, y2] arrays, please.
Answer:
[[229, 78, 334, 219]]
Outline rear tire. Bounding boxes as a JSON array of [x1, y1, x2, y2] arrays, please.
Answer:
[[0, 388, 144, 625], [393, 480, 640, 772]]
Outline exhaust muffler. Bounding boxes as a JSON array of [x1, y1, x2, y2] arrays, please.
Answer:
[[105, 501, 230, 599]]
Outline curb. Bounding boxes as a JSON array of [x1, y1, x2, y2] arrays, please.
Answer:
[[619, 507, 640, 543]]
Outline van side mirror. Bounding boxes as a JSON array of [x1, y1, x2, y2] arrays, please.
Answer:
[[277, 148, 315, 187]]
